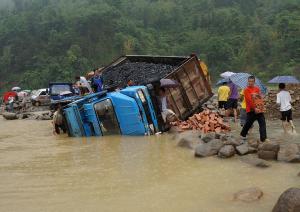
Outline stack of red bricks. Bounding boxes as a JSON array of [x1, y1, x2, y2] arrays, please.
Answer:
[[170, 109, 231, 133]]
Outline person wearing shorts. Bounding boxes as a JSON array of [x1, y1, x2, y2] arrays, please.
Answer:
[[226, 82, 239, 122], [277, 83, 295, 133], [218, 82, 230, 109]]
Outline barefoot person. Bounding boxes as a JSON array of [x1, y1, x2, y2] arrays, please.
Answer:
[[276, 83, 295, 133], [240, 76, 267, 142]]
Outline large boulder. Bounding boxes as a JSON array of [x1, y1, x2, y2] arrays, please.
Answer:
[[2, 112, 18, 120], [259, 140, 280, 153], [233, 187, 263, 202], [277, 144, 300, 163], [272, 188, 300, 212], [195, 139, 224, 157], [258, 150, 278, 160], [236, 143, 257, 155], [218, 145, 235, 158], [240, 155, 271, 168], [176, 131, 203, 149]]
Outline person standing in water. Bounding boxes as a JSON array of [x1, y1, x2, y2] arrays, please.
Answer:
[[276, 83, 296, 133], [240, 76, 267, 142]]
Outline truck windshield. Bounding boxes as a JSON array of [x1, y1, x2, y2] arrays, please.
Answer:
[[94, 99, 120, 135], [51, 85, 71, 95]]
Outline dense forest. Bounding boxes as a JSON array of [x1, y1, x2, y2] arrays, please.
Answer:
[[0, 0, 299, 92]]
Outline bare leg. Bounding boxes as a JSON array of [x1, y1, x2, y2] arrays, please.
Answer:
[[290, 120, 296, 133], [233, 108, 238, 123], [282, 121, 288, 134]]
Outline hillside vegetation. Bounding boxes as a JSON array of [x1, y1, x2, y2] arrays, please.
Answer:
[[0, 0, 299, 91]]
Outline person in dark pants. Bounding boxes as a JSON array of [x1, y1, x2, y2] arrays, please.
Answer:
[[240, 76, 267, 142]]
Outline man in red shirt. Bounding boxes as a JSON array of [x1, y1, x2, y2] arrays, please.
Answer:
[[240, 76, 267, 142]]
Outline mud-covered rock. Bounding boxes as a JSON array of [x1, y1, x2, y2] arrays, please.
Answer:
[[233, 187, 263, 202], [240, 155, 271, 168], [236, 144, 257, 155], [259, 140, 280, 153], [248, 139, 259, 149], [258, 150, 278, 160], [272, 188, 300, 212], [277, 144, 300, 163], [195, 139, 224, 157], [176, 131, 203, 149], [218, 145, 235, 158], [201, 132, 215, 143], [2, 112, 18, 120]]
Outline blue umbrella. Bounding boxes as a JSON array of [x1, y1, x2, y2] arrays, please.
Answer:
[[268, 76, 299, 84], [229, 73, 268, 94], [216, 78, 230, 86]]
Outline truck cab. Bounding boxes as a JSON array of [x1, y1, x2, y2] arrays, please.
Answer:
[[63, 86, 161, 137]]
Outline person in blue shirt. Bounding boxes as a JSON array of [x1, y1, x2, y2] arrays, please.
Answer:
[[91, 68, 104, 92]]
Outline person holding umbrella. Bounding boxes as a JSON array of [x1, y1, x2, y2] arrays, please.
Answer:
[[276, 83, 296, 133], [240, 76, 267, 142]]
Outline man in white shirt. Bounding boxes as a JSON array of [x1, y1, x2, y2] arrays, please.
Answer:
[[75, 76, 93, 95], [276, 83, 295, 133]]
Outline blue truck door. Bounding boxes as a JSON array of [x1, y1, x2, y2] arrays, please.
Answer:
[[109, 93, 146, 135], [64, 106, 85, 137]]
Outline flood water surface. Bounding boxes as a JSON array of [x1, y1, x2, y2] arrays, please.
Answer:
[[0, 117, 299, 212]]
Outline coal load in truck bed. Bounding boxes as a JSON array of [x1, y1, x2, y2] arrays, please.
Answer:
[[102, 61, 178, 89]]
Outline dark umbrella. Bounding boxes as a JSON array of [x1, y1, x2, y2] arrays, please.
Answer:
[[216, 78, 230, 86], [268, 76, 300, 84], [160, 79, 179, 88], [229, 73, 268, 94]]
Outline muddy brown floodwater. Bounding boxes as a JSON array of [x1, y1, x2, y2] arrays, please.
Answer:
[[0, 116, 299, 212]]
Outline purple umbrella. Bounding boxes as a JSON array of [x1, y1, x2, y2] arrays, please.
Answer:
[[268, 76, 299, 84], [160, 79, 179, 88]]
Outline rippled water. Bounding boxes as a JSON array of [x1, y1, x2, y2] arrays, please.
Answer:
[[0, 117, 299, 212]]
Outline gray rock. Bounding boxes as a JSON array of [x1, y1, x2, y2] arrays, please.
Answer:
[[236, 144, 257, 155], [234, 187, 263, 202], [248, 139, 259, 149], [176, 131, 203, 149], [240, 155, 271, 168], [259, 140, 280, 153], [272, 188, 300, 212], [215, 132, 223, 139], [223, 137, 241, 146], [277, 144, 300, 163], [258, 150, 278, 160], [2, 112, 18, 120], [218, 145, 235, 158], [195, 139, 224, 157], [201, 132, 215, 143]]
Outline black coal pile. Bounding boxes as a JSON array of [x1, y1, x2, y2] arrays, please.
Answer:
[[102, 61, 177, 88]]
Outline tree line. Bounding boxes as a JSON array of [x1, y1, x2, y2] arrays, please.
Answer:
[[0, 0, 299, 92]]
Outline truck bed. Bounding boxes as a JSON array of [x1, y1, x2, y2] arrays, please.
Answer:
[[102, 55, 213, 120]]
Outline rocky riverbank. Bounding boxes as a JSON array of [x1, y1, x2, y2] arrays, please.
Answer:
[[174, 130, 300, 165], [2, 110, 52, 121]]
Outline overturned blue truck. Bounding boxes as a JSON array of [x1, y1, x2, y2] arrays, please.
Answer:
[[63, 55, 213, 137]]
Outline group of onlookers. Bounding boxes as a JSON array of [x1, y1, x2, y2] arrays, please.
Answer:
[[218, 76, 295, 142], [74, 68, 104, 96]]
